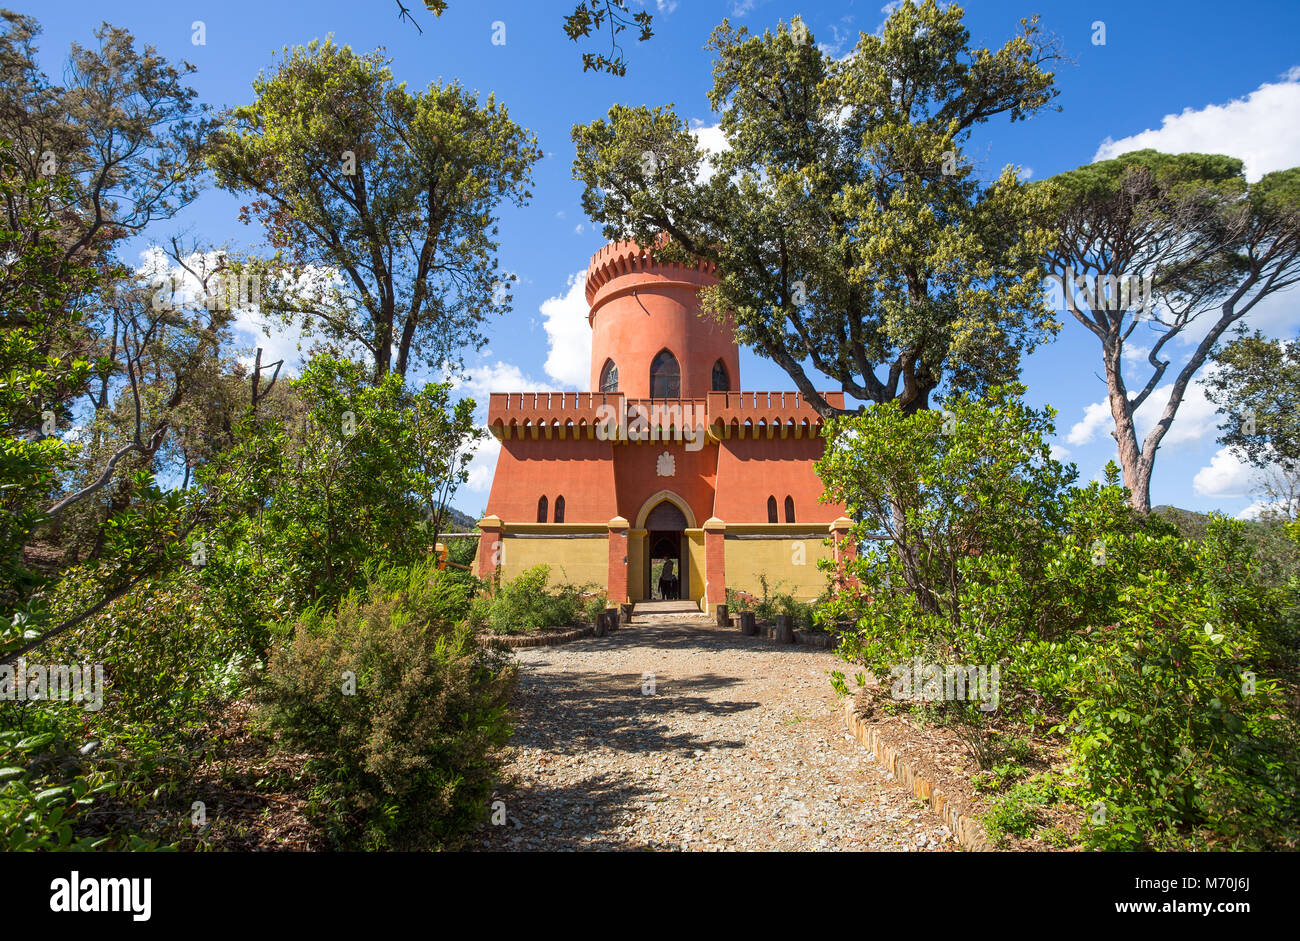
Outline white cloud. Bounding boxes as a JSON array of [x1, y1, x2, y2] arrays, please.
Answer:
[[1068, 377, 1223, 450], [1194, 446, 1262, 498], [1236, 499, 1270, 520], [1066, 399, 1113, 446], [656, 0, 678, 13], [689, 120, 730, 183], [464, 433, 500, 495], [134, 245, 312, 376], [453, 360, 542, 404], [1122, 343, 1150, 365], [1133, 379, 1220, 449], [540, 271, 592, 389], [1050, 443, 1071, 461], [1094, 67, 1300, 183]]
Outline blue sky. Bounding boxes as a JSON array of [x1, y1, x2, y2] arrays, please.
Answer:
[[17, 0, 1300, 518]]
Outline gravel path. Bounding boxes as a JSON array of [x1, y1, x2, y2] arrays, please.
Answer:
[[473, 612, 957, 852]]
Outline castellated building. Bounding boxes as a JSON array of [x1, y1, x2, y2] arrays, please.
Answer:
[[475, 241, 853, 614]]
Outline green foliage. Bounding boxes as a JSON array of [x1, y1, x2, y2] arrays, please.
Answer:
[[467, 565, 604, 635], [0, 720, 157, 852], [0, 155, 96, 635], [571, 1, 1061, 414], [820, 386, 1300, 849], [209, 38, 540, 380], [1205, 329, 1299, 475], [198, 356, 480, 648], [982, 774, 1058, 846], [562, 0, 654, 76], [257, 560, 516, 850], [44, 567, 251, 754], [725, 574, 817, 628]]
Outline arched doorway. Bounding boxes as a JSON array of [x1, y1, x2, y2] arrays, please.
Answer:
[[642, 499, 688, 601]]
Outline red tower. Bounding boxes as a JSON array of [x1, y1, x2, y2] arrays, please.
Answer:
[[586, 241, 740, 399], [477, 241, 852, 612]]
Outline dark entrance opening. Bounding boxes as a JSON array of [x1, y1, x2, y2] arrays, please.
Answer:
[[644, 500, 688, 601]]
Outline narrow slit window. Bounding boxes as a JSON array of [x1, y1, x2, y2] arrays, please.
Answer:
[[554, 495, 565, 523], [784, 496, 795, 523], [537, 495, 548, 523], [767, 495, 778, 524]]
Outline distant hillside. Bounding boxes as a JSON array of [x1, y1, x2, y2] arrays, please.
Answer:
[[1153, 505, 1298, 589], [440, 506, 479, 532]]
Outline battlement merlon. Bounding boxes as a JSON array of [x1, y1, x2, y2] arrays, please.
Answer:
[[486, 390, 847, 441]]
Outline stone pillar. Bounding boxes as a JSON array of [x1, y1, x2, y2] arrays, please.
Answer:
[[703, 517, 727, 619], [830, 517, 855, 589], [607, 516, 630, 605], [477, 515, 504, 579]]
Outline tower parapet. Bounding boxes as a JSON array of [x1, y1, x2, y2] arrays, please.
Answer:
[[584, 240, 739, 399]]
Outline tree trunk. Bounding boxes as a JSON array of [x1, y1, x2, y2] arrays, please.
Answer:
[[1103, 340, 1151, 513]]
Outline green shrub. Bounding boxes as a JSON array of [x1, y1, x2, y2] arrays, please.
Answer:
[[467, 565, 603, 635], [819, 385, 1300, 850], [257, 560, 516, 850], [0, 725, 155, 851], [198, 356, 481, 648], [982, 775, 1057, 846], [1061, 519, 1298, 851]]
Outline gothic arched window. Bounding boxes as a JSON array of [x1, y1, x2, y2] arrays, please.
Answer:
[[537, 496, 548, 523], [784, 496, 795, 523], [767, 495, 778, 524], [554, 495, 565, 523], [599, 359, 618, 394], [712, 359, 730, 392], [649, 349, 681, 398]]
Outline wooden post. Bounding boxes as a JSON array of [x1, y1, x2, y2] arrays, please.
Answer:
[[715, 603, 729, 627], [775, 614, 793, 644], [604, 607, 619, 632], [593, 612, 608, 637], [740, 612, 757, 636]]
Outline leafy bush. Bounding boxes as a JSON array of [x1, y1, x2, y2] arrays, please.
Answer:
[[467, 565, 604, 635], [198, 356, 480, 650], [819, 385, 1300, 850], [0, 724, 154, 851], [982, 774, 1058, 846], [257, 560, 516, 850]]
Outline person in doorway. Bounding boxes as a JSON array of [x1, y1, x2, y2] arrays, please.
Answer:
[[658, 559, 678, 600]]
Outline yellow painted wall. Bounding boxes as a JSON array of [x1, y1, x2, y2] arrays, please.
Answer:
[[496, 534, 608, 589], [725, 535, 835, 600], [628, 530, 647, 600], [686, 529, 707, 611]]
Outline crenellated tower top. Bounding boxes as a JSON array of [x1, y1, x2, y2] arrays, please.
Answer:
[[583, 239, 738, 398]]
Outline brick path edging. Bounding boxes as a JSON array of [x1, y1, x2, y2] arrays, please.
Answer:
[[480, 625, 595, 648], [841, 694, 991, 851]]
